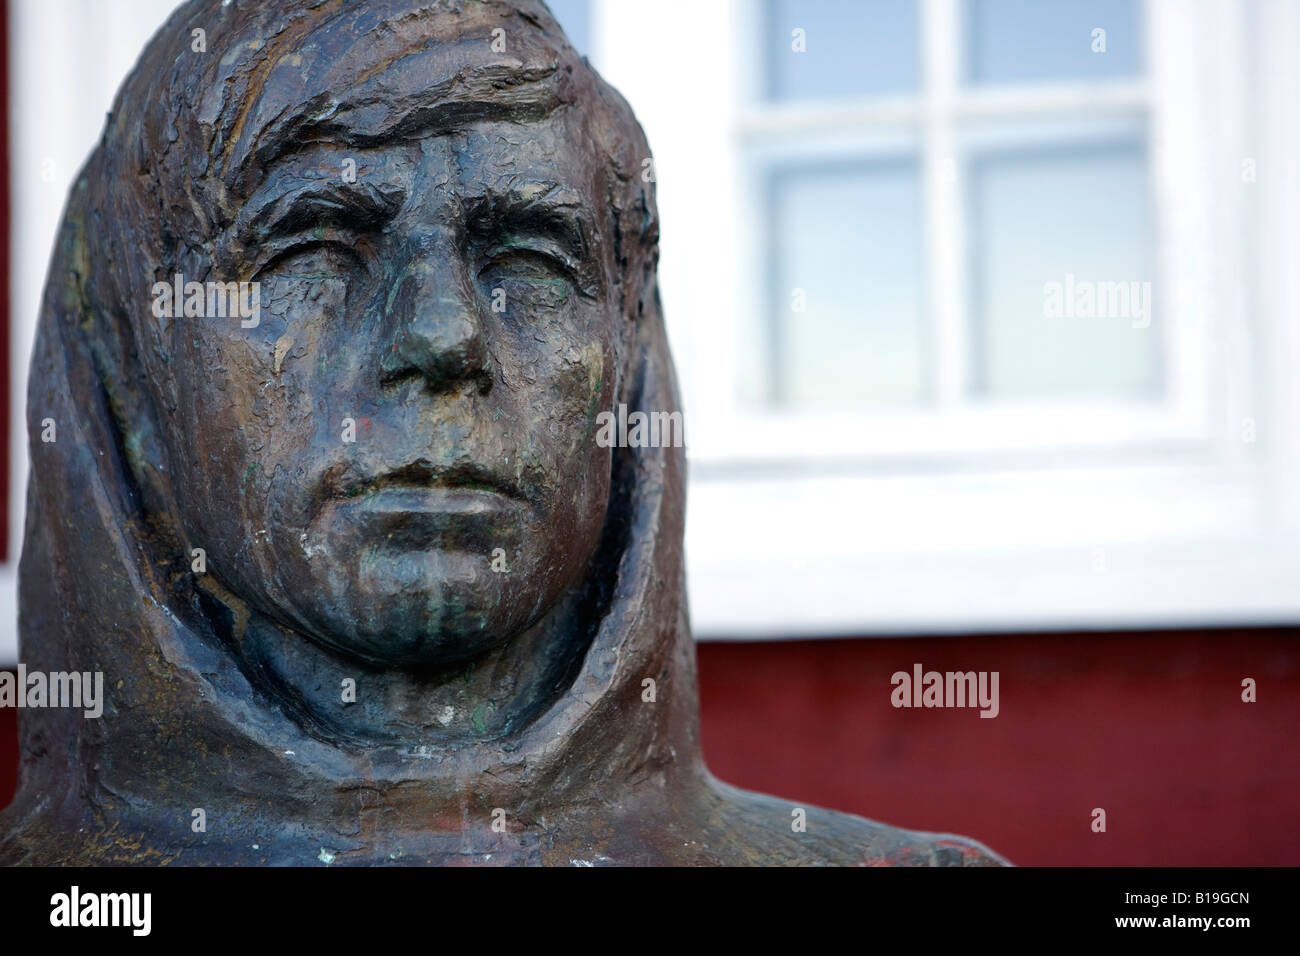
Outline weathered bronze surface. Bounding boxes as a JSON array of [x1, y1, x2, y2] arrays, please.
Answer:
[[0, 0, 1007, 866]]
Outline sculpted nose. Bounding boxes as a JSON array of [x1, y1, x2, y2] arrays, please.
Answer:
[[379, 251, 493, 394]]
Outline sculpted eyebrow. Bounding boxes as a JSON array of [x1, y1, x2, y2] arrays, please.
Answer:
[[468, 185, 594, 261], [240, 181, 404, 242]]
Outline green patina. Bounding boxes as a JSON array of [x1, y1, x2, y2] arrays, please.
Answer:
[[123, 427, 149, 477], [582, 372, 603, 440], [470, 702, 494, 735]]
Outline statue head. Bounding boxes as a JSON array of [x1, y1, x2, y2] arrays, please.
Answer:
[[87, 0, 659, 669], [2, 0, 1010, 868]]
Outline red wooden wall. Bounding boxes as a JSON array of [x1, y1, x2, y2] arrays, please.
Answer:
[[3, 626, 1296, 865], [696, 627, 1299, 866]]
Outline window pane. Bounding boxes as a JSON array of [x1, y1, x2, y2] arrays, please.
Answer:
[[765, 0, 918, 102], [970, 145, 1155, 399], [547, 0, 590, 58], [769, 163, 925, 407], [967, 0, 1142, 85]]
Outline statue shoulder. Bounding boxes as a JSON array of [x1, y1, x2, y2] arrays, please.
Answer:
[[698, 778, 1012, 866]]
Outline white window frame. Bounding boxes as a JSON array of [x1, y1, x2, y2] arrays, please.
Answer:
[[718, 0, 1199, 463], [597, 0, 1300, 637]]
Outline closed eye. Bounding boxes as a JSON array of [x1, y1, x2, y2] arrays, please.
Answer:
[[253, 237, 368, 280], [480, 243, 579, 282]]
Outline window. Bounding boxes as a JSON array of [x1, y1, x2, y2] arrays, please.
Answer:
[[764, 0, 919, 101], [750, 0, 1155, 413], [970, 142, 1154, 399], [762, 159, 925, 408], [967, 0, 1141, 84], [594, 0, 1300, 637]]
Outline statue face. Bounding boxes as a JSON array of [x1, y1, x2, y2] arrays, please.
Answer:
[[157, 106, 620, 666]]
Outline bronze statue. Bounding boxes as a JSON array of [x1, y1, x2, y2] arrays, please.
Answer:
[[0, 0, 1006, 866]]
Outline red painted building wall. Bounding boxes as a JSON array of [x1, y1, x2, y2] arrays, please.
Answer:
[[3, 626, 1296, 865], [696, 627, 1299, 866]]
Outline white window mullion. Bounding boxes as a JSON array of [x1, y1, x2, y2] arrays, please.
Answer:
[[1147, 0, 1222, 444], [922, 0, 965, 408]]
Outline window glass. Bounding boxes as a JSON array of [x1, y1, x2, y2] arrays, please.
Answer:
[[967, 0, 1143, 85], [969, 144, 1155, 399], [769, 162, 925, 407], [765, 0, 919, 102]]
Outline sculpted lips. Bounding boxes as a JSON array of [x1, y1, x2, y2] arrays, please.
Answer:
[[347, 460, 520, 500], [357, 486, 508, 515], [328, 460, 525, 546]]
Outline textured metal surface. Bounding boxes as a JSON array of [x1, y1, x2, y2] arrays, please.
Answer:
[[0, 0, 1006, 866]]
